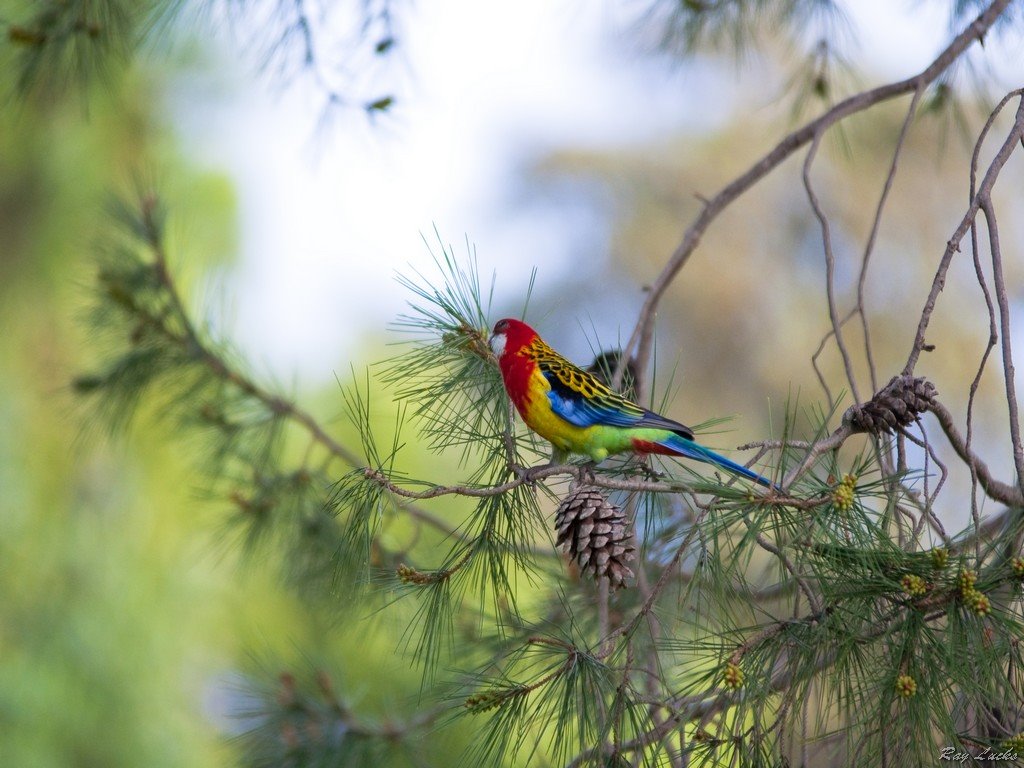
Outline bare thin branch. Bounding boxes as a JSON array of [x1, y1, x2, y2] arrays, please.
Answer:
[[927, 401, 1024, 507], [623, 0, 1013, 385], [803, 130, 861, 407], [903, 91, 1024, 374], [981, 172, 1024, 501]]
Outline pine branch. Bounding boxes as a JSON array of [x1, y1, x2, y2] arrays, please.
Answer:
[[47, 0, 1024, 762], [459, 631, 656, 768], [5, 0, 406, 115], [620, 0, 1014, 393], [569, 560, 1024, 766], [78, 203, 1024, 764], [365, 461, 805, 501], [929, 400, 1024, 508], [226, 0, 402, 117], [5, 0, 138, 96], [76, 192, 463, 575], [236, 667, 444, 767]]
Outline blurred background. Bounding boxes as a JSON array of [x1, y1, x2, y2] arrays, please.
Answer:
[[2, 0, 1023, 765]]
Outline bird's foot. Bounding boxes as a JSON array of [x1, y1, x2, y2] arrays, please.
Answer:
[[636, 463, 665, 482], [578, 461, 598, 487], [514, 463, 554, 486]]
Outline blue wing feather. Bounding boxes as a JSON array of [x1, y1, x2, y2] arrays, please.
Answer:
[[544, 382, 635, 427], [541, 369, 694, 438], [532, 347, 775, 489]]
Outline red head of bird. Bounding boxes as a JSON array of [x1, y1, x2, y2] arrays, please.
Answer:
[[489, 317, 542, 412], [489, 317, 538, 367]]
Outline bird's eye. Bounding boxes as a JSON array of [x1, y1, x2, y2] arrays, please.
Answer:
[[494, 319, 508, 333]]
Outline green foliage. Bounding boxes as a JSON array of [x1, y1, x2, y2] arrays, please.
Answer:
[[0, 19, 248, 765], [232, 668, 442, 768], [460, 636, 654, 768], [651, 0, 846, 56], [659, 460, 1024, 766], [70, 212, 1024, 764], [645, 0, 856, 115], [3, 0, 144, 97], [385, 251, 510, 461], [1, 0, 403, 115], [9, 0, 1024, 765]]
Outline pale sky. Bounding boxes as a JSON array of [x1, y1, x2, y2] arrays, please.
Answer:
[[171, 0, 1021, 384]]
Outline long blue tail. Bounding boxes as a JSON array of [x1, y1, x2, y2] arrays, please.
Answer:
[[661, 433, 777, 490]]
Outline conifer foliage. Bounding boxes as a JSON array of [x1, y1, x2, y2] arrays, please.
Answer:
[[10, 0, 1024, 764]]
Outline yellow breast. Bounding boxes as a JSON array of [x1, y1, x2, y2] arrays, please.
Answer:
[[521, 369, 607, 460]]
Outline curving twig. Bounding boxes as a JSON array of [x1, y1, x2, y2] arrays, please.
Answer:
[[903, 92, 1024, 375], [620, 0, 1013, 387], [980, 156, 1024, 503], [803, 130, 860, 408], [927, 400, 1023, 508]]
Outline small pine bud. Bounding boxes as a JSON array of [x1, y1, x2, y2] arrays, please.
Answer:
[[1012, 557, 1024, 578], [1004, 733, 1024, 752], [966, 590, 991, 616], [958, 569, 978, 598], [72, 375, 105, 393], [229, 490, 251, 511], [901, 574, 928, 597], [366, 96, 394, 113], [895, 674, 917, 698], [462, 692, 516, 716], [396, 563, 431, 585], [722, 662, 744, 690], [277, 672, 297, 707], [7, 25, 48, 46], [280, 721, 299, 749], [315, 670, 334, 697], [443, 324, 492, 361], [832, 474, 857, 511], [931, 547, 949, 570], [812, 74, 829, 99], [464, 696, 499, 712], [927, 82, 952, 114]]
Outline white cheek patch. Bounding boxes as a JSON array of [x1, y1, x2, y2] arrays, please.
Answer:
[[489, 332, 507, 358]]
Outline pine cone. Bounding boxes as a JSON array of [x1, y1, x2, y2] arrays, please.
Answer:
[[555, 486, 635, 589], [842, 375, 937, 434]]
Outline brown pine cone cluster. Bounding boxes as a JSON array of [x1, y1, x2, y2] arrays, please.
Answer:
[[843, 375, 937, 434]]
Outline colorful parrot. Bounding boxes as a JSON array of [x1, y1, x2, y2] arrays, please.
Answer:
[[489, 318, 775, 489]]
